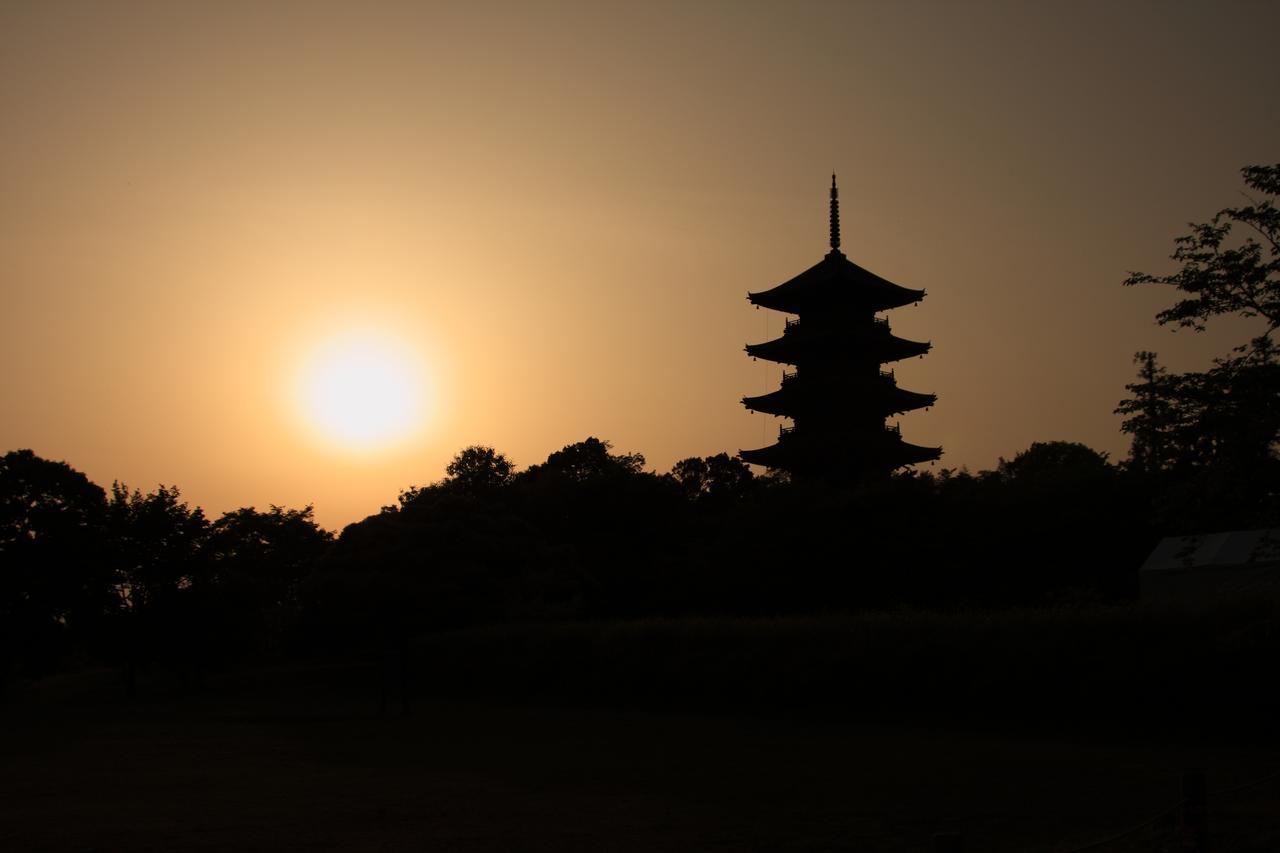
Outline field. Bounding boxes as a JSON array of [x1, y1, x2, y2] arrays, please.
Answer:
[[3, 649, 1279, 853]]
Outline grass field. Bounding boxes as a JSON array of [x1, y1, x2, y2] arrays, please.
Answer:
[[2, 659, 1278, 853]]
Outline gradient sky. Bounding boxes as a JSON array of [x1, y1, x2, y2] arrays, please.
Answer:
[[3, 1, 1277, 529]]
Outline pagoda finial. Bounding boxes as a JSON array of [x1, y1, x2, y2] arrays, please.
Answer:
[[829, 173, 841, 251]]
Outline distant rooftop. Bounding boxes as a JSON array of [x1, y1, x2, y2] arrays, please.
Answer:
[[1140, 529, 1280, 573]]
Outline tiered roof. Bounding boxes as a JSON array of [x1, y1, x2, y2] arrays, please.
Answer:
[[747, 251, 925, 314], [742, 374, 936, 419], [743, 320, 931, 365], [738, 175, 940, 479]]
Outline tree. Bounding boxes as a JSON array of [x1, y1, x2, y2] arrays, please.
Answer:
[[106, 483, 209, 693], [671, 456, 710, 499], [205, 505, 332, 656], [1118, 164, 1280, 483], [1124, 164, 1278, 353], [1115, 352, 1179, 475], [530, 437, 645, 482], [996, 441, 1113, 486], [0, 450, 109, 684], [444, 446, 516, 493], [107, 483, 208, 610], [671, 453, 755, 502]]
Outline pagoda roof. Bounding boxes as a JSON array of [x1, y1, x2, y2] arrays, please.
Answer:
[[745, 328, 930, 366], [748, 250, 925, 314], [739, 430, 941, 473], [742, 382, 936, 418]]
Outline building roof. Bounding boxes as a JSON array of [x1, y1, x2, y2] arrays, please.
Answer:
[[739, 429, 941, 472], [745, 327, 930, 365], [747, 250, 925, 314], [1140, 529, 1280, 573], [748, 175, 924, 314], [742, 382, 935, 418]]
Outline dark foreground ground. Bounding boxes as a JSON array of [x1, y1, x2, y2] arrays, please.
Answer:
[[2, 663, 1278, 853]]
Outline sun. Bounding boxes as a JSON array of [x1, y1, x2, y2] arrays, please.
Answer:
[[297, 332, 428, 451]]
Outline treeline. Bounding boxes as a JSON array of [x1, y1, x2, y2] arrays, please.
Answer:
[[0, 451, 332, 693], [4, 163, 1277, 696], [5, 433, 1266, 694]]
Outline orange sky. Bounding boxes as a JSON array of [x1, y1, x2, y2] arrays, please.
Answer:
[[2, 1, 1277, 529]]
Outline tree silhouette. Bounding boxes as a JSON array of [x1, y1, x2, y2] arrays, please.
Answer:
[[671, 456, 711, 499], [671, 453, 755, 503], [0, 450, 109, 689], [108, 483, 208, 609], [1124, 164, 1278, 351], [1116, 352, 1179, 475], [1119, 164, 1279, 523], [529, 437, 644, 483], [1120, 349, 1280, 469], [205, 505, 332, 657], [107, 483, 209, 693], [996, 441, 1112, 487], [444, 445, 516, 494]]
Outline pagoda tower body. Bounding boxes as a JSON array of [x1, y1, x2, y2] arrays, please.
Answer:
[[739, 176, 941, 479]]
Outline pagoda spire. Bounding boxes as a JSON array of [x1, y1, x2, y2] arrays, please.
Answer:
[[829, 173, 841, 252]]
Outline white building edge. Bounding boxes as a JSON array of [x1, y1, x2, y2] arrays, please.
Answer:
[[1140, 528, 1280, 604]]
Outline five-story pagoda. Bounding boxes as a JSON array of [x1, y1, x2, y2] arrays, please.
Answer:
[[739, 176, 941, 479]]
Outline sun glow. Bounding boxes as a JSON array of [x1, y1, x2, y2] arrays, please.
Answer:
[[297, 332, 429, 451]]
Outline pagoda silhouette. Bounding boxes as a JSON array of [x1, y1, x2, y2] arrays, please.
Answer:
[[739, 176, 941, 479]]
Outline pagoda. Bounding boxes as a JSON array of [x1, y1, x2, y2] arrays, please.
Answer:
[[739, 176, 941, 479]]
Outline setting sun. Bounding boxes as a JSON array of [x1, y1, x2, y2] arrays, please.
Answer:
[[297, 333, 428, 451]]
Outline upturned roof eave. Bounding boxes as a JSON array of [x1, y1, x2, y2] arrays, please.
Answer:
[[747, 288, 926, 314], [739, 437, 943, 472], [886, 390, 938, 414], [746, 252, 925, 313], [890, 439, 943, 463], [741, 390, 790, 416], [743, 394, 936, 419], [744, 335, 932, 365], [738, 442, 792, 468]]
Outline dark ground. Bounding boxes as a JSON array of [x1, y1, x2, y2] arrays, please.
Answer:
[[2, 664, 1278, 852]]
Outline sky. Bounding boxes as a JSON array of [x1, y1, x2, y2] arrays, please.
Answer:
[[2, 0, 1277, 529]]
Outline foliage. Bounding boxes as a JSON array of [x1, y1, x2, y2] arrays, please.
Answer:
[[1119, 347, 1280, 471], [104, 483, 210, 690], [107, 482, 209, 610], [670, 453, 755, 502], [1116, 352, 1179, 474], [996, 440, 1111, 486], [0, 432, 1160, 689], [1124, 164, 1278, 345], [205, 505, 333, 655], [0, 450, 109, 680], [443, 445, 516, 494], [527, 436, 645, 483], [207, 506, 331, 584], [1117, 164, 1280, 525]]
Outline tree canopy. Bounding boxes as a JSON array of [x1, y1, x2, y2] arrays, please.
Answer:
[[1117, 164, 1280, 526], [444, 445, 516, 493], [0, 450, 110, 681], [1124, 163, 1278, 354]]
